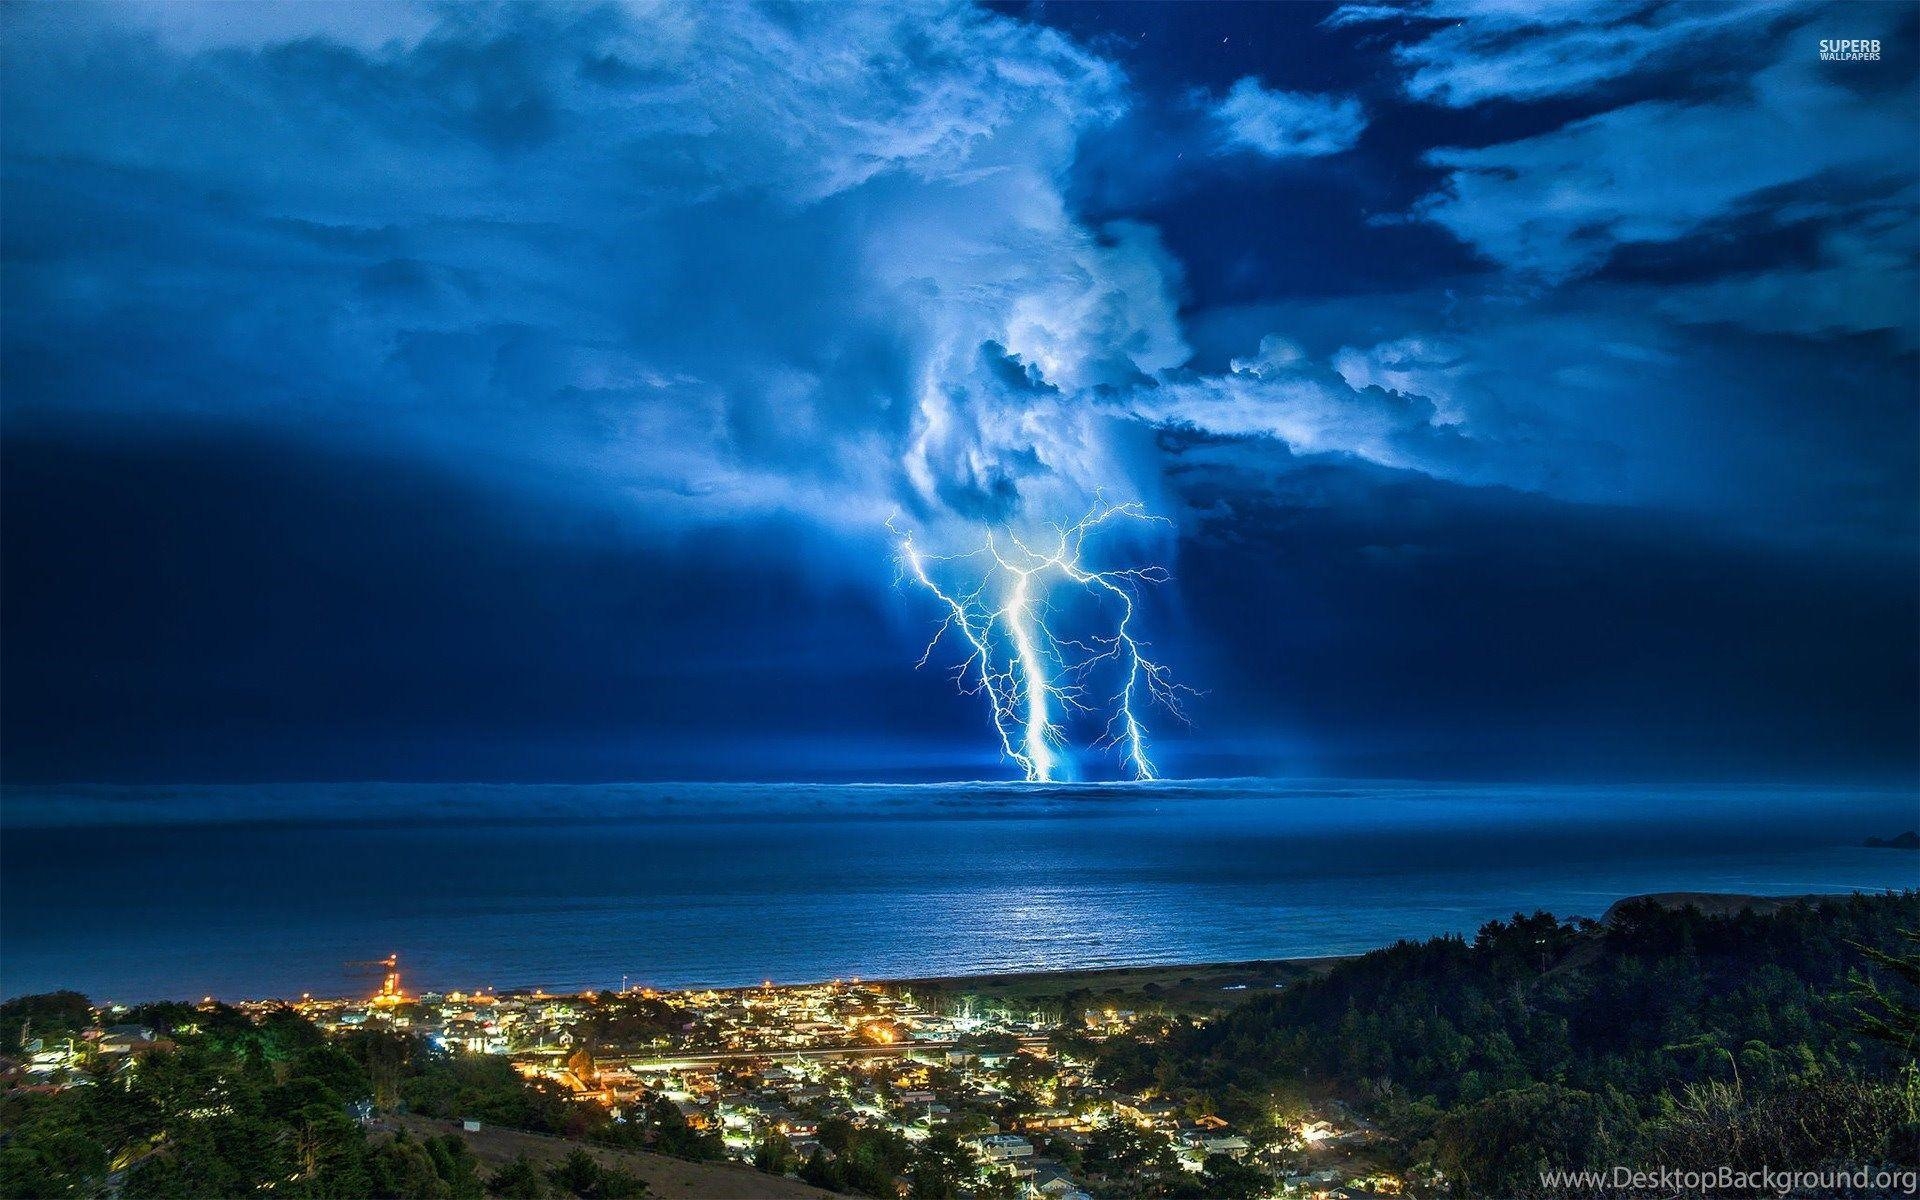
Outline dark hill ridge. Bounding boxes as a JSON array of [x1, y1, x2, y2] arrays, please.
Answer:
[[1599, 890, 1843, 922], [1866, 830, 1920, 849]]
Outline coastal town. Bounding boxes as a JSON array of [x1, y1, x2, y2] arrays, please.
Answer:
[[12, 895, 1920, 1200], [10, 959, 1401, 1200]]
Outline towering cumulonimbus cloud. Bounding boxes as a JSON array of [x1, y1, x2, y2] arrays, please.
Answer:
[[4, 1, 1450, 537], [4, 0, 1633, 777]]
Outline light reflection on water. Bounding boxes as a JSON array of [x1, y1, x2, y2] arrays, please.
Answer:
[[2, 780, 1915, 999]]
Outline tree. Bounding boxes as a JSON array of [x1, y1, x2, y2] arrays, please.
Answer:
[[338, 1027, 416, 1110], [1431, 1085, 1615, 1199], [425, 1134, 487, 1200], [975, 1168, 1025, 1200], [628, 1095, 721, 1162], [368, 1130, 455, 1199], [401, 1052, 578, 1136], [549, 1149, 604, 1197], [954, 1031, 1019, 1056], [0, 992, 93, 1050], [1199, 1153, 1271, 1200], [488, 1155, 551, 1199], [907, 1132, 974, 1200], [568, 1048, 598, 1083], [798, 1147, 839, 1192], [752, 1131, 796, 1176], [1081, 1122, 1177, 1191], [1851, 928, 1920, 1057], [1645, 1074, 1917, 1175], [0, 1118, 108, 1199]]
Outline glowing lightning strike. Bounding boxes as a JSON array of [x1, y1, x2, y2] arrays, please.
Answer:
[[1000, 560, 1061, 783], [893, 500, 1194, 782], [898, 538, 1029, 775]]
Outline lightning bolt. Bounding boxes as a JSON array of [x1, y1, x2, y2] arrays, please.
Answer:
[[893, 500, 1193, 782], [898, 535, 1030, 775]]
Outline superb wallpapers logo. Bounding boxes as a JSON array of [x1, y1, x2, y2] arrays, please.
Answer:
[[1820, 38, 1881, 61]]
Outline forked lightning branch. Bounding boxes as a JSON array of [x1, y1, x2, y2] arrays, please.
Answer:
[[894, 501, 1194, 782]]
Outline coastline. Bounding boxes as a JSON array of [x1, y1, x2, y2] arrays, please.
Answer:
[[12, 890, 1880, 1009], [880, 956, 1353, 1016], [875, 889, 1881, 1012]]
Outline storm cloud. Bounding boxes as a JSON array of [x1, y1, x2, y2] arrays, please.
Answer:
[[3, 0, 1620, 546], [3, 0, 1914, 780]]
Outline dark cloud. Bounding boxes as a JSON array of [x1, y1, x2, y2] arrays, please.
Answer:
[[1166, 459, 1918, 781], [0, 424, 978, 782]]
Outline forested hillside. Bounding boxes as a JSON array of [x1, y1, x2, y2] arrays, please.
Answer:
[[1092, 893, 1920, 1196]]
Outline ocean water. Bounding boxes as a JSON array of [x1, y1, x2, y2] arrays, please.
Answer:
[[2, 780, 1915, 1002]]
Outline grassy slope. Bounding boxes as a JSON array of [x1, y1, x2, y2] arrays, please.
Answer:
[[391, 1116, 841, 1199]]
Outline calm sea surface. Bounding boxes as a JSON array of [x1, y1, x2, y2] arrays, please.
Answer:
[[3, 780, 1915, 1001]]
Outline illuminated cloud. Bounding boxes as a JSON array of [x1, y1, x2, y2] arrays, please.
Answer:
[[3, 1, 1153, 541], [1125, 335, 1471, 481], [1338, 0, 1916, 353], [1327, 0, 1799, 107], [24, 0, 1895, 558], [1416, 54, 1915, 285], [1208, 77, 1367, 159]]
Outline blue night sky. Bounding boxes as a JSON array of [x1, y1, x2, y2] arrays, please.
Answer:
[[2, 0, 1915, 784]]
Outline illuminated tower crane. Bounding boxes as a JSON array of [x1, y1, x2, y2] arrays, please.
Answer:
[[344, 954, 403, 1005]]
